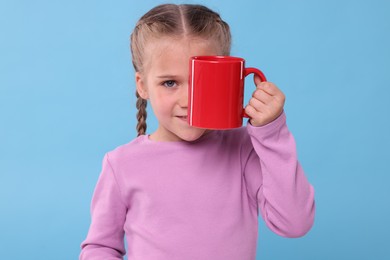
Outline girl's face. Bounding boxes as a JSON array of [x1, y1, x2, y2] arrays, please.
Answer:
[[136, 36, 220, 142]]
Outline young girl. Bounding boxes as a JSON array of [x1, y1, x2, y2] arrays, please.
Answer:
[[80, 4, 315, 260]]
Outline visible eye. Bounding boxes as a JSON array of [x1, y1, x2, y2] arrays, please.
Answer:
[[162, 80, 177, 88]]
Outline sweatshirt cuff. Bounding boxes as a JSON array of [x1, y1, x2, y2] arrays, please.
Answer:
[[246, 111, 286, 137]]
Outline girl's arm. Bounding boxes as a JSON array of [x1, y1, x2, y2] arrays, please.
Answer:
[[80, 154, 127, 259], [244, 112, 315, 237]]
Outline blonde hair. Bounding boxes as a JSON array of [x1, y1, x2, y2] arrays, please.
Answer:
[[130, 4, 231, 136]]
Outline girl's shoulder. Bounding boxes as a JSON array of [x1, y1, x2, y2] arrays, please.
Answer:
[[104, 135, 150, 166]]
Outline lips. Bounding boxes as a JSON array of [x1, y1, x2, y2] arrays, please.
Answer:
[[176, 115, 188, 121]]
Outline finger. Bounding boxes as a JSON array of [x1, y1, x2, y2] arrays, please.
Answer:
[[248, 97, 268, 112], [253, 74, 265, 87], [244, 104, 261, 118], [256, 82, 280, 96], [252, 89, 273, 105], [245, 104, 269, 127]]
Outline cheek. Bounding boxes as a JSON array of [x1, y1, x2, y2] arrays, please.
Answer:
[[149, 91, 173, 115]]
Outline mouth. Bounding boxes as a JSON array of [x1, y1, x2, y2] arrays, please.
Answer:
[[176, 115, 188, 121]]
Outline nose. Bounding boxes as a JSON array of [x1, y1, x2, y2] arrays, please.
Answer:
[[178, 84, 188, 108]]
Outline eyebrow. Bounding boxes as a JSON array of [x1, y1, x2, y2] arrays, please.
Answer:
[[156, 75, 179, 79]]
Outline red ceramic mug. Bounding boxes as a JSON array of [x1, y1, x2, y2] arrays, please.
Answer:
[[188, 56, 267, 129]]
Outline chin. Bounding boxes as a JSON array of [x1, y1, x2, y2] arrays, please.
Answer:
[[179, 129, 207, 142]]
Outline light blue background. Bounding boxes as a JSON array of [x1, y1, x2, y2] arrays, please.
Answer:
[[1, 0, 389, 259]]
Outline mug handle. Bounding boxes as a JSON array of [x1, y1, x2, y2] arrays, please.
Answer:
[[242, 68, 267, 118]]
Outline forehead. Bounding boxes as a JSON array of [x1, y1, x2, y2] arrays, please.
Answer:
[[143, 36, 220, 75]]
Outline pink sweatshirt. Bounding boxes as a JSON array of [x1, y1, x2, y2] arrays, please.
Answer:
[[80, 112, 315, 259]]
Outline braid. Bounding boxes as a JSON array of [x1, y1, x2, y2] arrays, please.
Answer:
[[136, 91, 147, 136]]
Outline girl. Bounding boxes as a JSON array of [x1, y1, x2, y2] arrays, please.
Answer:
[[80, 4, 315, 260]]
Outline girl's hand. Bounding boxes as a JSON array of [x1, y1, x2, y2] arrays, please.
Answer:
[[245, 75, 285, 127]]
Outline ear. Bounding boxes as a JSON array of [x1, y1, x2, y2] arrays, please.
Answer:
[[135, 72, 149, 99]]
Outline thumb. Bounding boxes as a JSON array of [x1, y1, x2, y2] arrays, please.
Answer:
[[253, 74, 265, 87]]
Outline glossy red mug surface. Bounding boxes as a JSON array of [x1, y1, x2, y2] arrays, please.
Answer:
[[188, 56, 267, 129]]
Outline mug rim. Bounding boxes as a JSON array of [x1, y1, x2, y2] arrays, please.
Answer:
[[191, 55, 245, 63]]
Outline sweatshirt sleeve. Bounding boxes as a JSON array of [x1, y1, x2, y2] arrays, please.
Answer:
[[243, 112, 315, 238], [80, 153, 127, 260]]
